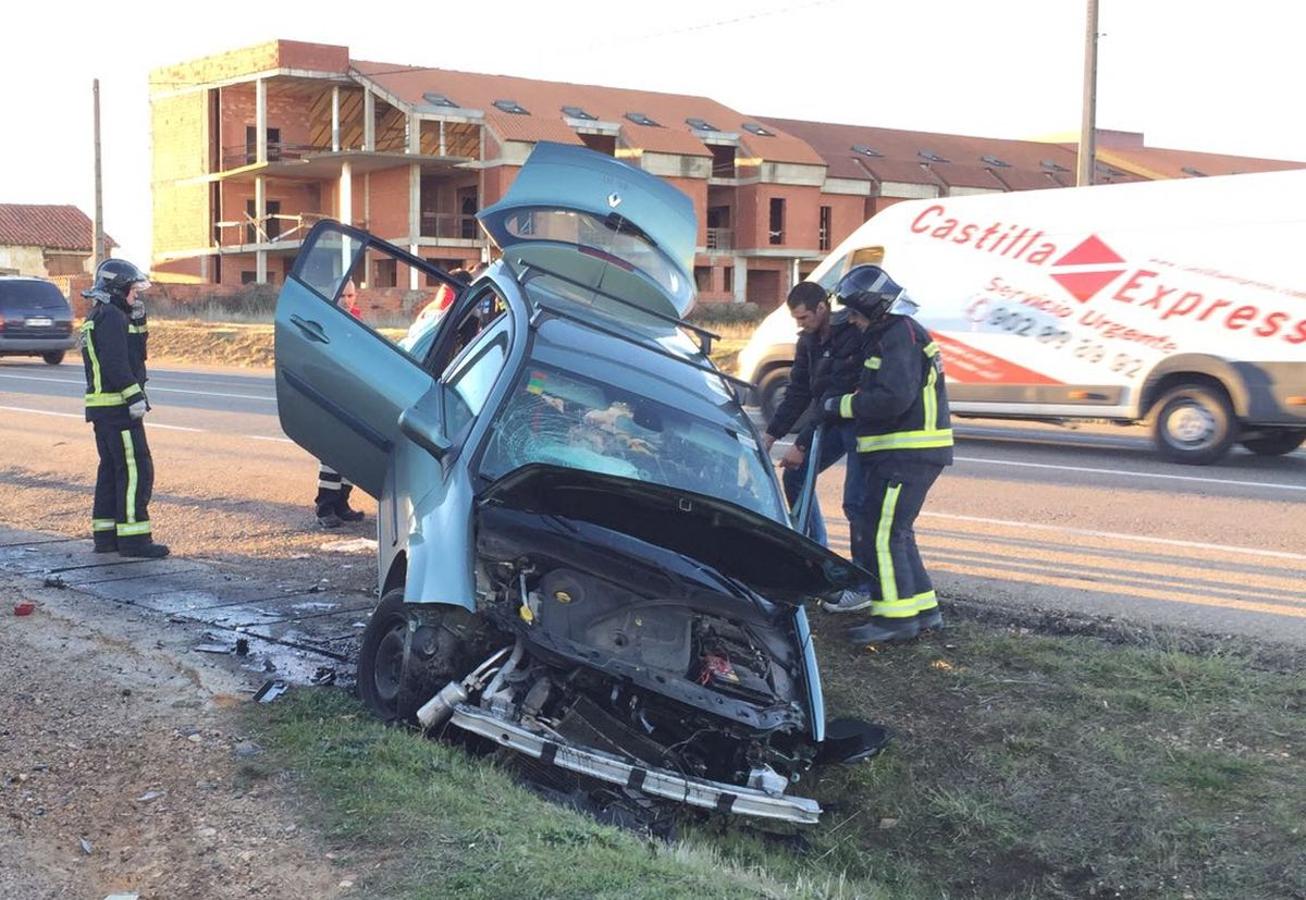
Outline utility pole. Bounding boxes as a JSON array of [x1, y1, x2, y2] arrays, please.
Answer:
[[1077, 0, 1099, 187], [93, 78, 106, 266]]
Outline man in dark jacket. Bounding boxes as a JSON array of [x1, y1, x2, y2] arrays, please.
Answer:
[[762, 281, 868, 554], [820, 265, 951, 642], [82, 259, 168, 558]]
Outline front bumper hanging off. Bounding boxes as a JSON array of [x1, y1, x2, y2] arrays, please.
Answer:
[[449, 704, 822, 825]]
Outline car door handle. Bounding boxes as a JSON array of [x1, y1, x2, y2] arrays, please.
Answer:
[[289, 314, 330, 344]]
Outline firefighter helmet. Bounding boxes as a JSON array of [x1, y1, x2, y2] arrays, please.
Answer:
[[83, 258, 150, 304], [832, 265, 915, 325]]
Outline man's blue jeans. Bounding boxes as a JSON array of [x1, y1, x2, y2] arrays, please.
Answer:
[[781, 422, 866, 564]]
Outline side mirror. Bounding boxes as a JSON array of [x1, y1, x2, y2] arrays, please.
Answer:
[[398, 390, 452, 460]]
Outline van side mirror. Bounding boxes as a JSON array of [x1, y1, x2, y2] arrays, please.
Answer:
[[398, 389, 452, 460]]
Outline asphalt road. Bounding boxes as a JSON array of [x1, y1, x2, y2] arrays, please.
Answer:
[[3, 357, 1304, 644]]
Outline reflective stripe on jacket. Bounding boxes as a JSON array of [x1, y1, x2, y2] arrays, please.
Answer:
[[834, 315, 953, 466], [82, 303, 143, 424]]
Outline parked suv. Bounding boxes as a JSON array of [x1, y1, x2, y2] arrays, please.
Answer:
[[0, 276, 77, 364]]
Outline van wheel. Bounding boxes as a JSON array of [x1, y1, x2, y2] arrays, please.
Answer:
[[1151, 383, 1235, 465], [757, 366, 791, 421], [1240, 429, 1306, 456], [42, 351, 65, 365], [357, 590, 474, 725]]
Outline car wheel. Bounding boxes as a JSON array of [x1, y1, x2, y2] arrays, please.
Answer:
[[42, 351, 65, 365], [356, 589, 476, 725], [757, 366, 791, 421], [1151, 383, 1235, 465], [1239, 429, 1306, 456]]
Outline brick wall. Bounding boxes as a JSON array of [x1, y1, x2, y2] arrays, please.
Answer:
[[150, 40, 348, 93], [819, 193, 870, 252]]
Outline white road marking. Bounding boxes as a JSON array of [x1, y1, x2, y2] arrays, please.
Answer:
[[249, 435, 295, 444], [146, 422, 206, 432], [919, 511, 1306, 562], [955, 454, 1306, 492], [0, 372, 275, 402], [0, 404, 82, 420]]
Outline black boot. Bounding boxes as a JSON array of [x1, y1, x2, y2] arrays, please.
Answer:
[[334, 484, 365, 523], [845, 614, 921, 645], [93, 532, 118, 554], [119, 538, 170, 559], [917, 606, 944, 633]]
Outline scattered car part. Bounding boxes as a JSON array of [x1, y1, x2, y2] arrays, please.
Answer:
[[13, 601, 35, 616], [253, 680, 288, 703]]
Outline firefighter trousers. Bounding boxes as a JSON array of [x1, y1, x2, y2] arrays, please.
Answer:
[[851, 458, 943, 619], [315, 463, 354, 515], [91, 420, 155, 550]]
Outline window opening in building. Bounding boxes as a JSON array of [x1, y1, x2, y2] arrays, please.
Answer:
[[459, 188, 480, 239], [769, 198, 785, 246], [709, 144, 736, 178], [851, 144, 882, 158], [819, 206, 832, 252], [723, 266, 733, 292], [562, 105, 597, 120], [493, 100, 530, 115], [624, 112, 660, 127], [980, 154, 1011, 168], [245, 126, 282, 163], [578, 132, 617, 156], [918, 150, 949, 163], [694, 266, 712, 292], [423, 92, 459, 108], [374, 257, 398, 288], [241, 271, 257, 285], [266, 200, 282, 240], [742, 123, 774, 137], [686, 117, 719, 132]]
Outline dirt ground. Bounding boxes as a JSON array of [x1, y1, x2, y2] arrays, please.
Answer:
[[0, 583, 349, 900]]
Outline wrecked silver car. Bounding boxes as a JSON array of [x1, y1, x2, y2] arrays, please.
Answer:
[[274, 143, 878, 825]]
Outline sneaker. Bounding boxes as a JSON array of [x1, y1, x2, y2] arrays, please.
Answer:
[[119, 541, 170, 559], [821, 590, 874, 614], [845, 615, 921, 645], [317, 511, 344, 529], [335, 505, 365, 523]]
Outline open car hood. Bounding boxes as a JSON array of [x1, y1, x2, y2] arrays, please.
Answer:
[[478, 464, 866, 606], [477, 142, 698, 318]]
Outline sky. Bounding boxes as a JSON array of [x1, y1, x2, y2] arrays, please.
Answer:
[[1, 0, 1303, 263]]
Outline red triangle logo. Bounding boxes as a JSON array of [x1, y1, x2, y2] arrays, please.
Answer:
[[1055, 235, 1124, 267], [1051, 269, 1124, 303]]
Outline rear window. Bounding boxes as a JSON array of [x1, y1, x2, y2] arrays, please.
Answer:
[[0, 280, 70, 312]]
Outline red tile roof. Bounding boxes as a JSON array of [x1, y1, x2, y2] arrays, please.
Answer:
[[351, 62, 824, 166], [758, 117, 1083, 192], [0, 204, 113, 252], [1096, 145, 1305, 180]]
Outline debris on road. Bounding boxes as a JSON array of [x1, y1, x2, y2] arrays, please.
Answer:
[[42, 575, 67, 589], [320, 537, 378, 554], [135, 790, 166, 803], [14, 601, 36, 616], [193, 642, 232, 655], [79, 837, 93, 855], [309, 666, 336, 686], [253, 680, 288, 703], [235, 637, 250, 657]]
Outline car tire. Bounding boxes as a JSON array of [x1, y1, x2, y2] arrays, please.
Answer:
[[356, 589, 477, 725], [757, 366, 791, 422], [1151, 383, 1235, 465], [42, 351, 65, 365], [1239, 429, 1306, 457]]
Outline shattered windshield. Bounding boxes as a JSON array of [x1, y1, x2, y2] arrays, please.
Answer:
[[480, 362, 782, 520]]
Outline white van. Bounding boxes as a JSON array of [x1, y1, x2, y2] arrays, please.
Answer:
[[737, 169, 1306, 464]]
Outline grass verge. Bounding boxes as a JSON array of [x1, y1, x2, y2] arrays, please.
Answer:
[[251, 618, 1304, 899]]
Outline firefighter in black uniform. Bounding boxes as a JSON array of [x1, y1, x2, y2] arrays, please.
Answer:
[[82, 259, 169, 559], [820, 265, 951, 642]]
